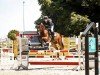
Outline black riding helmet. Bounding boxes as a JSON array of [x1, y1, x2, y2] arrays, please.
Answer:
[[44, 16, 48, 19]]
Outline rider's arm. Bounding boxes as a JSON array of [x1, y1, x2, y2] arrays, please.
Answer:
[[49, 19, 54, 26]]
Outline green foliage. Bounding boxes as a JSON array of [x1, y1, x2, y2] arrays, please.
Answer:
[[34, 16, 44, 25], [37, 0, 71, 36], [38, 0, 52, 6], [7, 30, 19, 40], [36, 0, 100, 36], [70, 12, 90, 35]]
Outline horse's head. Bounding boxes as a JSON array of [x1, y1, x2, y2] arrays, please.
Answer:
[[36, 23, 50, 43], [37, 23, 46, 32]]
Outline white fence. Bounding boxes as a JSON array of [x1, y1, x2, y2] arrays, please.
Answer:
[[0, 48, 14, 70]]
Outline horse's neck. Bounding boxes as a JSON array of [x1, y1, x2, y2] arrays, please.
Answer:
[[40, 30, 45, 37]]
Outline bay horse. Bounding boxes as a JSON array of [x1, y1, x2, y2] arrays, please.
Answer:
[[37, 23, 64, 50]]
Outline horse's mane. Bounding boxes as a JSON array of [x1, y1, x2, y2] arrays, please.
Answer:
[[38, 23, 45, 31], [38, 23, 50, 43]]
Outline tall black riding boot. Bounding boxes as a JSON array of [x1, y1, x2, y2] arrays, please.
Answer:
[[51, 32, 54, 41]]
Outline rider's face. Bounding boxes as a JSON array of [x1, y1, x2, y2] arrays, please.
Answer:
[[44, 19, 48, 23]]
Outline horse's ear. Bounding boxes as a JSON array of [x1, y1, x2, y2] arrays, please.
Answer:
[[35, 25, 38, 29]]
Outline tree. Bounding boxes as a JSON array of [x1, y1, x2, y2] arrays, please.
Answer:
[[37, 0, 100, 36], [7, 30, 19, 59], [70, 12, 90, 36], [65, 0, 100, 22], [66, 0, 100, 34], [37, 0, 72, 36]]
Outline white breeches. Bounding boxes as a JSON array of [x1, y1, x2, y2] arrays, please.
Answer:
[[51, 25, 54, 32]]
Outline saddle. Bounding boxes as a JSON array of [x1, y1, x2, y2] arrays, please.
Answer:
[[48, 29, 55, 41]]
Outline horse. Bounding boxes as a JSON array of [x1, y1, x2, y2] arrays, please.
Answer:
[[37, 23, 64, 50]]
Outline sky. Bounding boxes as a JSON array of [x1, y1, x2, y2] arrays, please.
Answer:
[[0, 0, 41, 38]]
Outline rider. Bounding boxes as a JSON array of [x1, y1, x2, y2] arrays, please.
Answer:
[[42, 16, 54, 40]]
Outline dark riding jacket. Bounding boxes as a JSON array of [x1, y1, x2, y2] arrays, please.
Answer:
[[43, 19, 54, 30]]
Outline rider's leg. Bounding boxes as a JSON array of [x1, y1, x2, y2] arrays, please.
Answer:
[[51, 25, 54, 40], [48, 26, 54, 40], [51, 25, 54, 32]]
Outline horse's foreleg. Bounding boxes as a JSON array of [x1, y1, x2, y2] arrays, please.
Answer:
[[54, 44, 58, 50], [51, 42, 58, 50], [58, 39, 64, 50]]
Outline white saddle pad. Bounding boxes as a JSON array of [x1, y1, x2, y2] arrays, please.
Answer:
[[54, 32, 57, 36]]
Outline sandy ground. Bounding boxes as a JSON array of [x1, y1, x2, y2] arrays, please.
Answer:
[[0, 69, 95, 75], [0, 65, 96, 75], [0, 62, 96, 75]]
